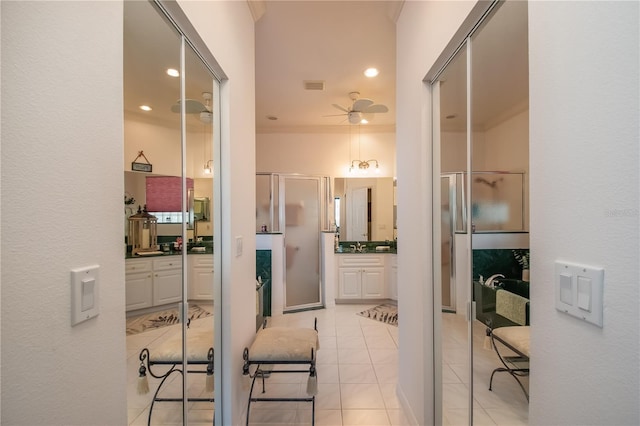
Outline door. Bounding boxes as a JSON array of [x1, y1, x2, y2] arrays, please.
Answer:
[[440, 175, 455, 311], [281, 175, 323, 310], [347, 186, 369, 240]]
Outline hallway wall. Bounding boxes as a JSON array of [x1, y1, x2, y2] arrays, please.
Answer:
[[528, 2, 639, 424], [397, 0, 639, 424]]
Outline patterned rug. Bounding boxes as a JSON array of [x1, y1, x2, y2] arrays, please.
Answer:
[[126, 304, 212, 335], [356, 303, 398, 326]]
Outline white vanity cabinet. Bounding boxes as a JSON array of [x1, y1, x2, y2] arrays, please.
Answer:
[[338, 254, 386, 299], [152, 258, 182, 306], [389, 254, 398, 301], [125, 259, 153, 311], [189, 255, 214, 300], [126, 257, 182, 312]]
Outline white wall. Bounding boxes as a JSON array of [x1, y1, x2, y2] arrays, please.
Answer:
[[177, 1, 257, 424], [1, 2, 127, 424], [398, 0, 639, 425], [528, 2, 639, 424], [396, 1, 476, 424], [257, 130, 396, 177]]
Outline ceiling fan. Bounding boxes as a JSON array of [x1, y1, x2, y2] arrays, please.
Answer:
[[171, 91, 212, 123], [325, 91, 389, 124]]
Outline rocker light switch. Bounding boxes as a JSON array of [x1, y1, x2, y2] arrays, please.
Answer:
[[577, 276, 592, 311], [71, 265, 100, 326], [559, 273, 573, 305]]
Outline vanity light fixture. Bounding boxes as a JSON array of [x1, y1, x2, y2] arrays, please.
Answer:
[[347, 124, 380, 174], [203, 160, 213, 174], [166, 68, 180, 77], [139, 105, 152, 111], [349, 159, 380, 174]]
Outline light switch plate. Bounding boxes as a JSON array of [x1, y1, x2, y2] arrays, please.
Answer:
[[71, 265, 100, 326], [555, 261, 604, 327]]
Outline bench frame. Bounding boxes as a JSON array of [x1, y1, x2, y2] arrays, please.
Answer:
[[138, 346, 214, 426], [487, 327, 530, 402], [242, 318, 318, 426]]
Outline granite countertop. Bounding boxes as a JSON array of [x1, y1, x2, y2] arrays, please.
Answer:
[[126, 246, 213, 259]]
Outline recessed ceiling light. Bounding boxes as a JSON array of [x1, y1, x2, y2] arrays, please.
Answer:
[[364, 68, 379, 78], [266, 115, 278, 121], [139, 105, 152, 112], [446, 114, 457, 119], [166, 68, 179, 77]]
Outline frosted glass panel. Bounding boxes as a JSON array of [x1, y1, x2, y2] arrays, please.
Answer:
[[283, 177, 321, 308], [471, 172, 524, 231]]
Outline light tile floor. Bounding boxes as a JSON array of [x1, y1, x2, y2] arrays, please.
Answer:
[[126, 305, 528, 425]]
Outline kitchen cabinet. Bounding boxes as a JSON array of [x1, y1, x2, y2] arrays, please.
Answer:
[[337, 254, 386, 299], [189, 255, 214, 300]]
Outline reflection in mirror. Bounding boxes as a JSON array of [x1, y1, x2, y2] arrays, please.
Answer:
[[334, 177, 395, 242], [123, 1, 218, 424]]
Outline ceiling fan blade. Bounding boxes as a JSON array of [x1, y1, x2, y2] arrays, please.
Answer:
[[363, 104, 389, 114], [332, 103, 349, 113], [352, 98, 373, 112], [171, 99, 207, 114], [322, 113, 347, 117]]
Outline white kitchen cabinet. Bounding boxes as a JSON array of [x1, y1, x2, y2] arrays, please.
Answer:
[[189, 255, 214, 300], [125, 260, 153, 311], [337, 254, 386, 299]]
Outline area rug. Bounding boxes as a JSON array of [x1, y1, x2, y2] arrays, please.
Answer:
[[126, 304, 212, 335], [357, 303, 398, 326]]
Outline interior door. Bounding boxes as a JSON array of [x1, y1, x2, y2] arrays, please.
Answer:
[[281, 175, 323, 310], [347, 186, 369, 240], [440, 175, 455, 311]]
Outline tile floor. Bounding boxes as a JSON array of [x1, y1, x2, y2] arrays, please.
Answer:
[[126, 304, 528, 425]]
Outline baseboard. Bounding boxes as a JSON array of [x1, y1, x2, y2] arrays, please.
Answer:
[[335, 298, 396, 305]]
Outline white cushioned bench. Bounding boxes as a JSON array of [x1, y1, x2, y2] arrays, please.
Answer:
[[138, 325, 214, 425], [242, 319, 319, 426]]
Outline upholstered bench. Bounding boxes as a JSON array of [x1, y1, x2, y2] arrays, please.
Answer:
[[242, 319, 319, 426], [137, 327, 214, 425]]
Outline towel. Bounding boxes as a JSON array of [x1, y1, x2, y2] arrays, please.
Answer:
[[496, 289, 528, 326]]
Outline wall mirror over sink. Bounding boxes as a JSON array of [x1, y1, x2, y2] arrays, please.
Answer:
[[123, 0, 224, 424], [428, 0, 530, 424]]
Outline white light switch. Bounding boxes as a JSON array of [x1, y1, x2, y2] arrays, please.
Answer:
[[555, 261, 604, 327], [81, 278, 95, 311], [71, 265, 100, 326], [559, 273, 573, 305], [577, 276, 592, 311]]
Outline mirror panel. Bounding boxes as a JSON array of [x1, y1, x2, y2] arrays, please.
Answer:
[[334, 177, 395, 242], [124, 1, 218, 424]]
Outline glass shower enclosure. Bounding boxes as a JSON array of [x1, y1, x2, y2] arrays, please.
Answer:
[[256, 173, 331, 311]]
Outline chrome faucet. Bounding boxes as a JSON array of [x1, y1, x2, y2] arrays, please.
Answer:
[[485, 274, 505, 288]]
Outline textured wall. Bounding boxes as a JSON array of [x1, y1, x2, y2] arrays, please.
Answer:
[[1, 2, 127, 424], [529, 1, 640, 424]]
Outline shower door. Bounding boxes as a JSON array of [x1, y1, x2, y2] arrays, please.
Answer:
[[280, 175, 323, 311]]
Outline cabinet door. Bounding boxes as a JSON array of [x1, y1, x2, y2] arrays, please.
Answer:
[[361, 267, 385, 298], [126, 271, 153, 311], [390, 266, 398, 300], [191, 267, 214, 300], [339, 268, 361, 298], [153, 268, 182, 305]]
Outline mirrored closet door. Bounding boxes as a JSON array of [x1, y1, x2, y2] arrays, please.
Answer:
[[124, 1, 222, 423], [430, 0, 530, 424]]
